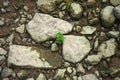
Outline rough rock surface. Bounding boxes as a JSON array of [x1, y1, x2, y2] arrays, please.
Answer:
[[26, 13, 73, 42], [63, 35, 91, 63], [8, 45, 62, 68], [98, 39, 116, 58], [100, 6, 115, 27]]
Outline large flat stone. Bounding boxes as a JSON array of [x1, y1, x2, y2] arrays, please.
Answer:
[[8, 45, 63, 68], [26, 13, 73, 43]]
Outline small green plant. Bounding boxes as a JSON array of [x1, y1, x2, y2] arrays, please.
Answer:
[[55, 32, 64, 44]]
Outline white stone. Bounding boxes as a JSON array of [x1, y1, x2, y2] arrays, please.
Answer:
[[63, 35, 91, 63], [8, 45, 62, 68], [36, 73, 46, 80], [98, 39, 116, 58], [82, 74, 98, 80], [85, 55, 101, 65], [26, 13, 73, 42], [81, 26, 96, 34]]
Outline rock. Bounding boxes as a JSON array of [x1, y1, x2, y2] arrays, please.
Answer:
[[89, 18, 99, 25], [0, 20, 5, 27], [2, 78, 9, 80], [70, 2, 83, 19], [98, 39, 116, 58], [85, 55, 101, 65], [110, 0, 120, 6], [81, 26, 96, 34], [107, 31, 119, 38], [82, 74, 98, 80], [114, 77, 120, 80], [0, 48, 7, 55], [76, 63, 85, 73], [78, 76, 82, 80], [17, 70, 27, 79], [0, 38, 5, 46], [51, 43, 58, 51], [16, 24, 25, 33], [3, 1, 9, 7], [113, 5, 120, 20], [36, 73, 46, 80], [109, 67, 120, 77], [100, 6, 115, 27], [6, 33, 14, 45], [26, 13, 73, 42], [19, 17, 26, 24], [54, 69, 66, 79], [27, 78, 34, 80], [0, 56, 5, 65], [1, 8, 6, 13], [23, 6, 29, 11], [1, 67, 13, 78], [36, 0, 62, 13], [8, 45, 62, 68], [63, 35, 91, 63], [67, 67, 73, 74]]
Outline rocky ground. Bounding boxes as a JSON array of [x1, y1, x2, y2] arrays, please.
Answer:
[[0, 0, 120, 80]]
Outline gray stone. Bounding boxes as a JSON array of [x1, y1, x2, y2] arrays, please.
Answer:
[[82, 74, 98, 80], [8, 45, 62, 68], [36, 73, 46, 80], [54, 69, 66, 79], [51, 43, 58, 51], [0, 20, 5, 27], [26, 13, 73, 42], [24, 6, 29, 11], [100, 6, 115, 27], [1, 67, 13, 78], [27, 78, 34, 80], [16, 24, 25, 33], [78, 76, 82, 80], [63, 35, 91, 63], [108, 31, 119, 38], [70, 2, 83, 19], [0, 48, 7, 55], [98, 39, 116, 58], [1, 8, 6, 13], [0, 38, 5, 46], [113, 5, 120, 20], [85, 55, 101, 65], [3, 1, 9, 7], [3, 78, 9, 80], [114, 77, 120, 80], [36, 0, 62, 13], [0, 56, 5, 65], [76, 63, 85, 73], [81, 26, 96, 34], [110, 0, 120, 6], [6, 33, 14, 45], [19, 17, 26, 24]]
